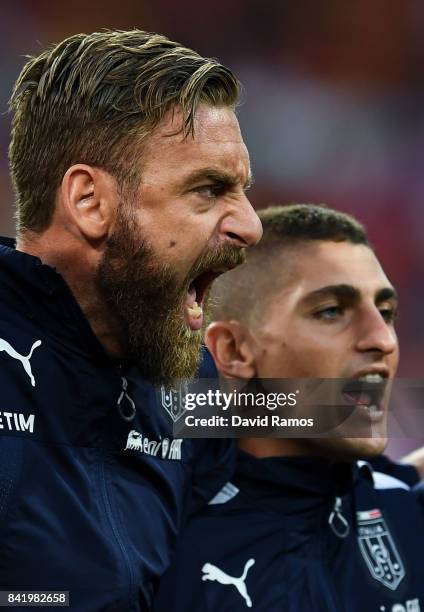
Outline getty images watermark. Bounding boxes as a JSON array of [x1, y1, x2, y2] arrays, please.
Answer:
[[183, 387, 313, 429], [159, 378, 424, 439]]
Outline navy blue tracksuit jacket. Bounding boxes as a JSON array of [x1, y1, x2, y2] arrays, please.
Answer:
[[0, 238, 235, 610], [156, 452, 424, 611]]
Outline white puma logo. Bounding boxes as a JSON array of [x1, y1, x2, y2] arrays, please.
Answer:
[[0, 338, 42, 387], [202, 558, 255, 608]]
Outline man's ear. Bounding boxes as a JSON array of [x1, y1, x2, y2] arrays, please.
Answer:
[[60, 164, 118, 241], [205, 320, 257, 379]]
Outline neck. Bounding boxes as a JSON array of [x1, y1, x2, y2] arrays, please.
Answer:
[[239, 438, 309, 458], [17, 230, 126, 359]]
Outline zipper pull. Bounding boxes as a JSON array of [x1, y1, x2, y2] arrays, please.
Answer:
[[328, 496, 350, 539], [117, 377, 136, 422]]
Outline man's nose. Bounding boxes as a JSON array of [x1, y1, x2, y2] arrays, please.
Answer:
[[219, 195, 263, 248], [355, 308, 398, 356]]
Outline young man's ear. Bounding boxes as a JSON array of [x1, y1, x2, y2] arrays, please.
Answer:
[[205, 320, 257, 379], [60, 164, 118, 241]]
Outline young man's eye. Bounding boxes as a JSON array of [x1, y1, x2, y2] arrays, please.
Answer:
[[313, 306, 344, 320], [380, 307, 398, 324]]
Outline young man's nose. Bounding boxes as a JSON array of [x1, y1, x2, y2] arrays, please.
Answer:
[[355, 307, 398, 356]]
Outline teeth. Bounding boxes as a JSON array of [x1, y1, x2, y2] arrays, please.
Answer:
[[187, 301, 202, 319], [367, 405, 378, 413], [359, 374, 384, 383]]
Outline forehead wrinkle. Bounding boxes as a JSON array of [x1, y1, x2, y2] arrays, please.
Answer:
[[178, 167, 252, 190]]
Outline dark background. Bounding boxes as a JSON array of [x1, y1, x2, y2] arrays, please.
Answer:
[[1, 0, 423, 457]]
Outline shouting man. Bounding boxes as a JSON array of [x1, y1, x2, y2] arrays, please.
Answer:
[[0, 30, 261, 610]]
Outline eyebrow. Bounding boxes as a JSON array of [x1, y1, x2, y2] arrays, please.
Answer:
[[301, 284, 398, 306], [375, 287, 398, 304], [179, 167, 254, 191]]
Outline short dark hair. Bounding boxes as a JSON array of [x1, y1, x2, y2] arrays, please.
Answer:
[[9, 29, 240, 235], [210, 204, 370, 324], [258, 203, 369, 247]]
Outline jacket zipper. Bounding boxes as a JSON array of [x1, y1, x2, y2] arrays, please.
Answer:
[[117, 377, 136, 422], [328, 495, 350, 539], [99, 453, 135, 609]]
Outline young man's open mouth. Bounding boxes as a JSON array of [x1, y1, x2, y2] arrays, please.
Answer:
[[341, 371, 390, 424]]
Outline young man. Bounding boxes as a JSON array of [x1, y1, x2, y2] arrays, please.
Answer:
[[0, 30, 261, 610], [155, 205, 424, 612]]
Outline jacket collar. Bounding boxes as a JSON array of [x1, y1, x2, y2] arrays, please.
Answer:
[[235, 450, 361, 503], [0, 237, 111, 364], [0, 237, 217, 377]]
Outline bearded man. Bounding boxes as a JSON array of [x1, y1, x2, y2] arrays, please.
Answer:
[[0, 30, 261, 610]]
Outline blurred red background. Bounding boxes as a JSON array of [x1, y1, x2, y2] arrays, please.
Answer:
[[1, 0, 423, 457]]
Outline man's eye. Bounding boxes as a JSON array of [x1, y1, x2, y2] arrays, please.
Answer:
[[380, 307, 398, 324], [194, 184, 224, 199], [313, 306, 343, 321]]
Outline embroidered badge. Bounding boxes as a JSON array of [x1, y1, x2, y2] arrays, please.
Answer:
[[160, 383, 188, 422], [357, 508, 405, 591]]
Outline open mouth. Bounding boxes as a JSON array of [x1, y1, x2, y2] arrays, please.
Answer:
[[341, 373, 389, 422], [184, 268, 228, 331]]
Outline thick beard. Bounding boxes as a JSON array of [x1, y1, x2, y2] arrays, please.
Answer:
[[95, 209, 244, 387]]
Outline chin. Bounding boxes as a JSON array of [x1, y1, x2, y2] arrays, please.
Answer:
[[306, 436, 388, 461], [327, 437, 388, 461], [356, 437, 388, 459]]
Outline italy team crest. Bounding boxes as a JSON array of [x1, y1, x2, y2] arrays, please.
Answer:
[[357, 508, 405, 591], [160, 383, 188, 423]]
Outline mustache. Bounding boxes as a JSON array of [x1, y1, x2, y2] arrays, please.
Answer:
[[188, 243, 246, 283]]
